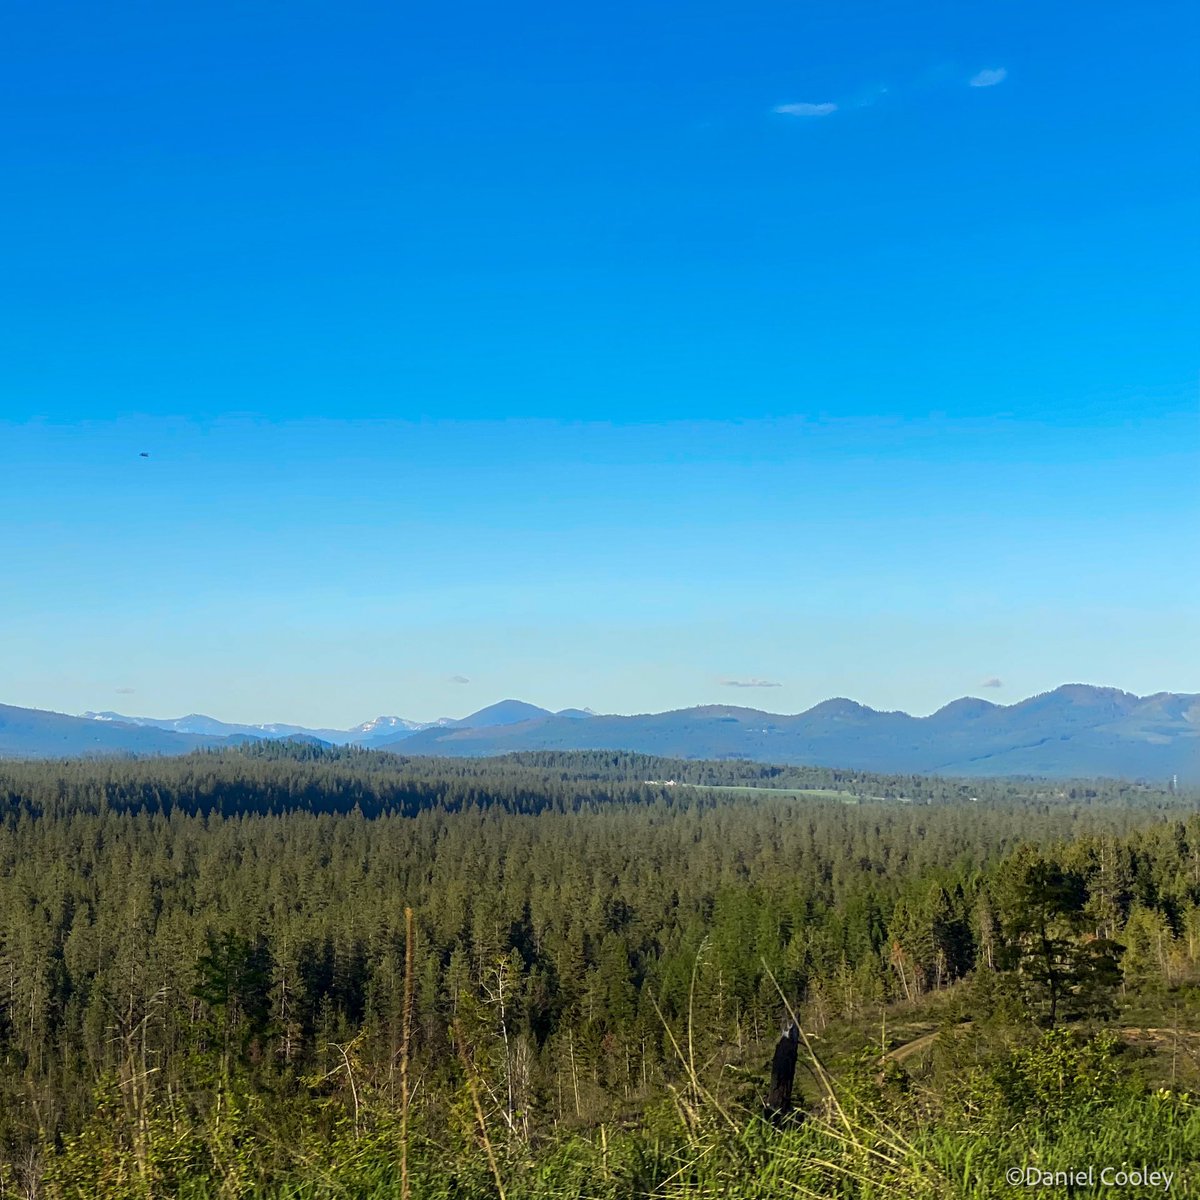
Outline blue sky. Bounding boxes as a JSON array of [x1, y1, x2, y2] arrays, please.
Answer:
[[2, 1, 1197, 725]]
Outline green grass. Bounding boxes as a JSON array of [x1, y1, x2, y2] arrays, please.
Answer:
[[54, 1088, 1194, 1200], [38, 1014, 1200, 1200], [33, 991, 1200, 1199]]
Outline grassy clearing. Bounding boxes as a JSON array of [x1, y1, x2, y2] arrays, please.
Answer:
[[677, 784, 875, 803]]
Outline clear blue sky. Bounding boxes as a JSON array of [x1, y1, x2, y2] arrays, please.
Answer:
[[2, 1, 1197, 725]]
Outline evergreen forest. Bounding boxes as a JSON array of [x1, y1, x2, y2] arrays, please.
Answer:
[[1, 745, 1198, 1197]]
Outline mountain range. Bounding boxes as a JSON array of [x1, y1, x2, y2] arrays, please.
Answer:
[[0, 686, 1195, 781], [77, 698, 566, 746]]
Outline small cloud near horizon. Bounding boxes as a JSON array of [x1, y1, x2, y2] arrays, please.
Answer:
[[979, 676, 1004, 689], [847, 83, 889, 109], [969, 68, 1007, 88], [114, 687, 136, 695], [721, 678, 783, 688], [773, 102, 837, 117], [449, 674, 470, 685]]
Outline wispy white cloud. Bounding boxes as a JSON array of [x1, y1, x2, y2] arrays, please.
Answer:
[[449, 674, 470, 685], [772, 66, 1000, 125], [969, 68, 1007, 88], [721, 677, 783, 688], [979, 676, 1004, 689], [773, 102, 837, 118]]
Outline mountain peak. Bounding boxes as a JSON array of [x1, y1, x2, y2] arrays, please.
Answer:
[[803, 697, 874, 719], [457, 700, 554, 729], [929, 697, 999, 721], [1021, 685, 1141, 715], [1056, 683, 1138, 702], [352, 715, 422, 734]]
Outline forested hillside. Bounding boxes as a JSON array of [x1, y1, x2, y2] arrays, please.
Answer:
[[1, 747, 1198, 1197]]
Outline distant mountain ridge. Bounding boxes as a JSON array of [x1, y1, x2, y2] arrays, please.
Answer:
[[75, 699, 563, 747], [1, 704, 228, 758], [378, 686, 1198, 782], [0, 687, 1195, 781]]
